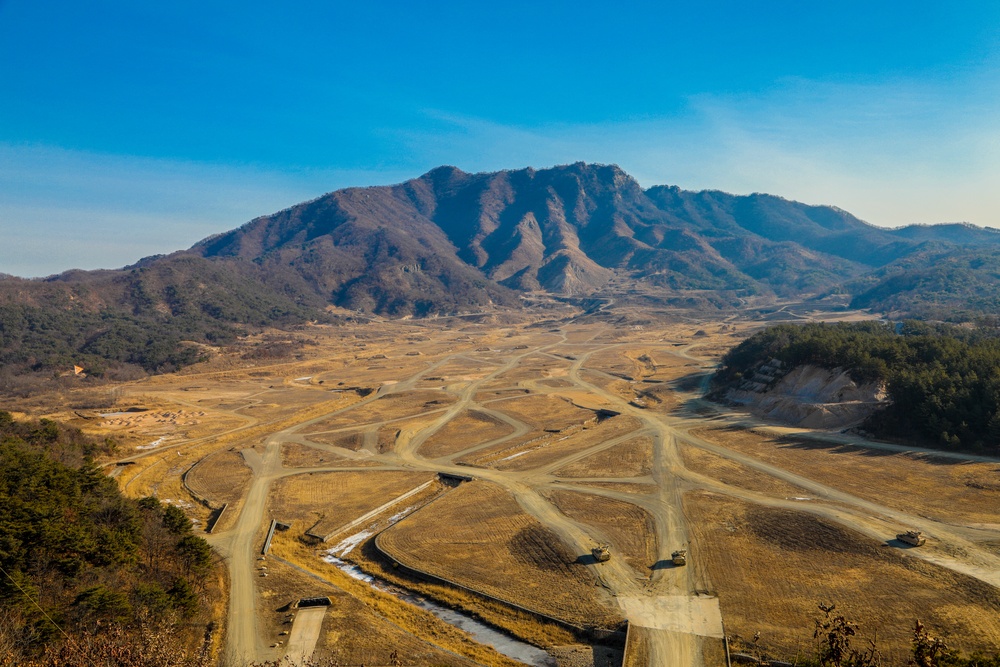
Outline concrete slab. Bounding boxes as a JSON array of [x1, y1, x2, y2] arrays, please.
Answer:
[[617, 595, 724, 638], [283, 606, 327, 665]]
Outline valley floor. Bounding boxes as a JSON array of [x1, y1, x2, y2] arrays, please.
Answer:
[[48, 305, 1000, 667]]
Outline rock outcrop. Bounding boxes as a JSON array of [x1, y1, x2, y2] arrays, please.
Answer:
[[726, 362, 888, 429]]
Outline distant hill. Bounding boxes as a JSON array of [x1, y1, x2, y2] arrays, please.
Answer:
[[849, 246, 1000, 322], [5, 161, 1000, 378]]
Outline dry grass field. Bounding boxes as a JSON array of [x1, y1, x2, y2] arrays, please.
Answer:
[[270, 471, 436, 535], [544, 489, 658, 575], [691, 427, 1000, 525], [578, 369, 638, 404], [481, 354, 572, 386], [576, 481, 658, 495], [33, 311, 997, 666], [305, 389, 457, 430], [377, 481, 623, 628], [280, 443, 352, 467], [417, 409, 517, 459], [491, 416, 643, 473], [684, 490, 1000, 662], [585, 349, 642, 379], [262, 538, 522, 667], [185, 447, 252, 508], [555, 436, 654, 479], [488, 394, 596, 431], [677, 443, 809, 497]]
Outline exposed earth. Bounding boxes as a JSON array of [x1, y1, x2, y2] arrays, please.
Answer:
[[31, 301, 1000, 667]]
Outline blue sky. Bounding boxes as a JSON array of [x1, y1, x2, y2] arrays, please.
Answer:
[[3, 1, 1000, 276]]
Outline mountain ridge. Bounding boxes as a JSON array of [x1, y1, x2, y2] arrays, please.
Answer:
[[5, 161, 1000, 378]]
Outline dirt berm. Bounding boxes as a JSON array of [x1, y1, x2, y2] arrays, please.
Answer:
[[726, 364, 888, 429]]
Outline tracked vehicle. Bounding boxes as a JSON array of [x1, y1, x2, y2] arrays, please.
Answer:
[[671, 549, 687, 566], [896, 530, 925, 546], [592, 544, 611, 562]]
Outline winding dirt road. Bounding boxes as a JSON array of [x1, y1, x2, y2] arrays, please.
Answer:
[[199, 326, 1000, 667]]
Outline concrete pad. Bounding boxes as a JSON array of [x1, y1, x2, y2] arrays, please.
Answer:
[[283, 606, 327, 665], [617, 595, 724, 638]]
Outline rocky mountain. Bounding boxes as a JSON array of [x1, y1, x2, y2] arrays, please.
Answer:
[[190, 162, 1000, 310], [4, 162, 1000, 379]]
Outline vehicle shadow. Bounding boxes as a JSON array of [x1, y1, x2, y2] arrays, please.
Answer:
[[650, 559, 680, 570], [886, 538, 920, 549]]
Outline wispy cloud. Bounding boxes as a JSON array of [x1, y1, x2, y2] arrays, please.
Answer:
[[394, 72, 1000, 228]]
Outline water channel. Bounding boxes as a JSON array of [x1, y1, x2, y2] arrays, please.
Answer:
[[322, 554, 557, 667]]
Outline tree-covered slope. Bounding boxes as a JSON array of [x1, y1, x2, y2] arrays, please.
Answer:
[[0, 413, 217, 663], [714, 321, 1000, 453], [0, 254, 326, 380], [849, 247, 1000, 322]]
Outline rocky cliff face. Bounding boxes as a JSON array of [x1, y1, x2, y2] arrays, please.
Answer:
[[726, 361, 888, 429]]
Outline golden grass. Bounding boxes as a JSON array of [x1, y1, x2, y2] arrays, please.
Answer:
[[488, 394, 595, 431], [684, 490, 1000, 662], [691, 427, 1000, 525], [265, 534, 521, 666], [544, 489, 657, 575], [417, 410, 516, 459], [185, 448, 252, 506], [377, 481, 623, 627], [678, 442, 808, 497], [555, 436, 654, 479], [622, 625, 651, 667], [578, 369, 637, 403], [280, 442, 351, 467], [305, 390, 456, 430], [492, 416, 643, 473], [270, 471, 436, 535], [485, 355, 572, 385], [584, 349, 642, 381], [342, 534, 580, 649]]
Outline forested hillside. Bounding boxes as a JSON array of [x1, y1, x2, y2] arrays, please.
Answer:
[[0, 413, 218, 665], [849, 247, 1000, 322], [0, 254, 328, 388], [714, 321, 1000, 453]]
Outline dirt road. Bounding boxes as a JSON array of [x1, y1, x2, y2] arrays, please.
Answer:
[[200, 323, 1000, 667]]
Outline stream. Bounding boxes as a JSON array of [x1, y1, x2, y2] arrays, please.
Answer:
[[322, 554, 557, 666]]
